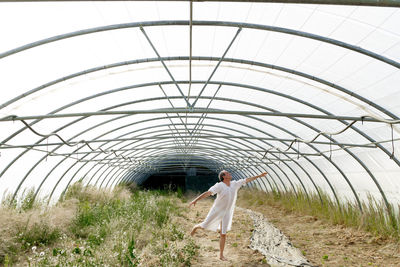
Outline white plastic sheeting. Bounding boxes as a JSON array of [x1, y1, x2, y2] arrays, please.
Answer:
[[0, 1, 399, 208]]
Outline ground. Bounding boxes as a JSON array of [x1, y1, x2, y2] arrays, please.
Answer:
[[236, 192, 400, 267], [180, 192, 400, 267], [182, 198, 270, 266]]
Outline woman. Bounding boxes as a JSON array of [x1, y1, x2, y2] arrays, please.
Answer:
[[188, 170, 267, 261]]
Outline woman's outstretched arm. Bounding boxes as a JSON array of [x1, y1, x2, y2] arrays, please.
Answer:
[[245, 172, 268, 184], [188, 191, 212, 208]]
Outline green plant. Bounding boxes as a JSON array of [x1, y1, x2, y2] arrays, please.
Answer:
[[238, 187, 400, 240], [155, 199, 172, 227], [125, 237, 139, 266], [1, 192, 17, 209], [20, 188, 36, 211], [4, 183, 197, 266], [3, 254, 9, 267], [17, 222, 60, 249], [176, 186, 184, 199]]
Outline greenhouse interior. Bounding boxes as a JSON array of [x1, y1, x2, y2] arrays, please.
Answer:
[[0, 0, 400, 266]]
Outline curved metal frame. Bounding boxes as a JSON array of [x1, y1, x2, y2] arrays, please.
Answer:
[[3, 79, 393, 209], [0, 78, 392, 211], [0, 20, 398, 212]]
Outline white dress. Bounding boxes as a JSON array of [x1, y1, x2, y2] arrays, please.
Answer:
[[197, 179, 247, 234]]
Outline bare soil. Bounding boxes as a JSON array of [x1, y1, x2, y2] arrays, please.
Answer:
[[182, 199, 270, 266], [236, 192, 400, 267]]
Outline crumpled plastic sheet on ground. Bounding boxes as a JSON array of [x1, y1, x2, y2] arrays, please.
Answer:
[[239, 208, 317, 267]]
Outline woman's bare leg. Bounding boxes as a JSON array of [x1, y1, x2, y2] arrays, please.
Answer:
[[190, 225, 202, 236], [219, 233, 227, 260]]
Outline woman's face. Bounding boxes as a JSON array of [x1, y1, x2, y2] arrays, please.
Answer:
[[223, 171, 232, 181]]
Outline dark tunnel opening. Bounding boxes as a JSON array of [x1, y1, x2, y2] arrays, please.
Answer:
[[140, 165, 219, 193]]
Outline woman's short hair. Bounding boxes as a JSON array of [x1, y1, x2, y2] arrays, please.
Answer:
[[218, 170, 226, 181]]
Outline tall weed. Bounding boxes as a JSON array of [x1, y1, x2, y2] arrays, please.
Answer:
[[238, 187, 400, 240], [2, 182, 197, 266]]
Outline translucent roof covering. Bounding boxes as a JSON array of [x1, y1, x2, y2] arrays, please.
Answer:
[[0, 1, 399, 209]]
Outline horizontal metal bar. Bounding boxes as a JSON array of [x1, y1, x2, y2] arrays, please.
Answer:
[[108, 157, 289, 166], [1, 0, 399, 7], [0, 135, 377, 149], [1, 109, 394, 122], [41, 146, 321, 156], [79, 153, 274, 162]]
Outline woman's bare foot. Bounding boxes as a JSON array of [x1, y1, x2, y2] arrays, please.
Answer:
[[220, 255, 228, 261], [190, 226, 201, 236]]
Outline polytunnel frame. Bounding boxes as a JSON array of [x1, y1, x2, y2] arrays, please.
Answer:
[[0, 19, 398, 213], [99, 139, 273, 189], [0, 98, 371, 211], [69, 128, 281, 192], [1, 88, 340, 199], [0, 78, 394, 211], [87, 126, 286, 190], [83, 121, 321, 198], [0, 78, 396, 208], [81, 116, 344, 206], [41, 117, 290, 204], [3, 77, 397, 210]]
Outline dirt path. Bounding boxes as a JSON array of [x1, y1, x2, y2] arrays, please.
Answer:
[[182, 199, 270, 266], [180, 193, 400, 267], [236, 193, 400, 267]]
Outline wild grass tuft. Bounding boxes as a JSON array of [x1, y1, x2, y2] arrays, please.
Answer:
[[238, 187, 400, 240], [1, 182, 198, 266], [20, 188, 36, 211]]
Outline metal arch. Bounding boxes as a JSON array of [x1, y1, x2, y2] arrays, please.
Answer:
[[64, 125, 283, 196], [1, 21, 399, 187], [97, 125, 286, 185], [105, 168, 127, 189], [116, 157, 225, 189], [102, 128, 297, 193], [2, 81, 388, 209], [47, 118, 348, 209], [118, 156, 265, 194], [93, 142, 222, 191], [114, 153, 260, 187], [94, 164, 118, 188], [1, 20, 398, 204], [0, 80, 386, 164], [1, 55, 398, 166], [101, 127, 316, 203], [56, 118, 290, 202], [0, 20, 399, 74], [60, 120, 315, 204], [21, 100, 368, 209], [105, 140, 271, 191], [1, 1, 399, 7], [115, 156, 224, 184], [2, 54, 398, 166], [0, 42, 396, 205], [3, 95, 360, 206], [51, 127, 280, 202], [17, 96, 314, 202], [103, 167, 126, 189], [98, 138, 273, 191], [0, 105, 384, 211], [97, 137, 273, 192], [1, 55, 399, 124], [65, 118, 307, 195]]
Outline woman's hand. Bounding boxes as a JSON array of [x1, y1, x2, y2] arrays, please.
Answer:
[[188, 200, 197, 208]]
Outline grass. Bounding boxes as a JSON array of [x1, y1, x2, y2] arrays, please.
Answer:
[[0, 182, 198, 266], [237, 187, 400, 240]]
